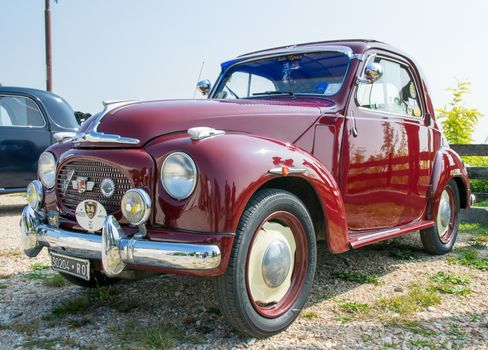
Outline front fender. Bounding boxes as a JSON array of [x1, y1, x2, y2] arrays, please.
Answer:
[[145, 132, 349, 252], [430, 146, 470, 219]]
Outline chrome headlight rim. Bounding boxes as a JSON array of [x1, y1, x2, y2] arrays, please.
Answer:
[[121, 188, 152, 226], [38, 152, 56, 189], [26, 180, 44, 211], [161, 152, 197, 201]]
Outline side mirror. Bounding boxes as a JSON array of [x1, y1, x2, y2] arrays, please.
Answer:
[[357, 62, 383, 84], [196, 80, 211, 96]]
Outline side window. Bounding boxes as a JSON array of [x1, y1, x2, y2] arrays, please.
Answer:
[[215, 72, 275, 99], [0, 95, 45, 127], [357, 56, 422, 118]]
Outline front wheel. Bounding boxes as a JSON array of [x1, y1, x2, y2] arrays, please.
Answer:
[[215, 189, 316, 338], [421, 179, 460, 255]]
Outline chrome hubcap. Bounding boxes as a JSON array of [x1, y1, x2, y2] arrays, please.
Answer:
[[437, 190, 452, 237], [248, 221, 296, 305], [262, 240, 292, 288]]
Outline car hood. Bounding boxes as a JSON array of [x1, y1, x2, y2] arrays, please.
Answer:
[[80, 98, 336, 148]]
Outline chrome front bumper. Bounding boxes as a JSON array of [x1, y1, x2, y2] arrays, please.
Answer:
[[20, 206, 221, 277]]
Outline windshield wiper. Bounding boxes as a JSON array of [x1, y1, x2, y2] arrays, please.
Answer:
[[253, 91, 295, 97]]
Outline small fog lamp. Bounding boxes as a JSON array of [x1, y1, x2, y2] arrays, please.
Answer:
[[121, 189, 151, 225], [26, 180, 44, 211]]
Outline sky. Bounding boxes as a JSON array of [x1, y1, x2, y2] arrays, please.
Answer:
[[1, 0, 487, 142]]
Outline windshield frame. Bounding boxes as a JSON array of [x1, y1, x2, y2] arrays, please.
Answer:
[[209, 46, 356, 100]]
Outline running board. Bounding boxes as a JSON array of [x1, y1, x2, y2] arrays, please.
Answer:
[[349, 220, 434, 249]]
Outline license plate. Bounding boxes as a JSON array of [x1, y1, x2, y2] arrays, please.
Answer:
[[50, 252, 90, 281]]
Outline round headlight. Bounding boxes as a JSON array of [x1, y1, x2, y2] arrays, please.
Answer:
[[26, 180, 44, 210], [121, 189, 151, 225], [38, 152, 56, 189], [161, 152, 197, 200]]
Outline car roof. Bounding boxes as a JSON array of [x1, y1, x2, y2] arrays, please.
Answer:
[[0, 86, 64, 100], [238, 39, 408, 58], [0, 86, 79, 130]]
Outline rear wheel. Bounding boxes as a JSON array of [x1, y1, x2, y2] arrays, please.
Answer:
[[215, 189, 316, 337], [421, 179, 460, 255]]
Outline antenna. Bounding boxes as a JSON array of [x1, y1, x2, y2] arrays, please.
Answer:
[[193, 61, 205, 98]]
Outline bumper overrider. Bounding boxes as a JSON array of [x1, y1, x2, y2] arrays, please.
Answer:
[[20, 205, 222, 278]]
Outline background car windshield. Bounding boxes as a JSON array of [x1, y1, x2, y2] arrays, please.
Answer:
[[214, 52, 350, 99]]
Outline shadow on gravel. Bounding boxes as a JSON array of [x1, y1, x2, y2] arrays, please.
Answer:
[[0, 204, 25, 217], [6, 231, 452, 349]]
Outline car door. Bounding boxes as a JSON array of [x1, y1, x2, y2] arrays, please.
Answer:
[[340, 53, 431, 230], [0, 94, 51, 190]]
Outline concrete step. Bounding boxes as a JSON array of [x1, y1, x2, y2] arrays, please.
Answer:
[[460, 207, 488, 225]]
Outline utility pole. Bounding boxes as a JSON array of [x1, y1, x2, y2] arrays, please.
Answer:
[[45, 0, 52, 91]]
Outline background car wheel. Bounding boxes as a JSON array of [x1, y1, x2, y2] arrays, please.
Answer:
[[59, 265, 120, 288], [215, 189, 316, 338], [421, 179, 460, 255]]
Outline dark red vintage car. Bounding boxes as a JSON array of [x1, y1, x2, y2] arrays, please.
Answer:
[[21, 39, 472, 337]]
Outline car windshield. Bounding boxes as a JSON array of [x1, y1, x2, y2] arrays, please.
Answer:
[[213, 51, 351, 99]]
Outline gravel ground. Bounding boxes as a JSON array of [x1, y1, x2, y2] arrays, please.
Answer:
[[0, 195, 487, 350]]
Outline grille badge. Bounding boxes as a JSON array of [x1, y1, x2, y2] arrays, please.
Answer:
[[72, 176, 95, 194], [100, 178, 116, 198], [62, 168, 75, 195]]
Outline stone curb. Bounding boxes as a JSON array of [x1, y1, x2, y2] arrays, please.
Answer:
[[460, 207, 488, 225]]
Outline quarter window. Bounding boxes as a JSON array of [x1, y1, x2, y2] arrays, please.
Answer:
[[0, 95, 45, 127], [357, 57, 422, 118]]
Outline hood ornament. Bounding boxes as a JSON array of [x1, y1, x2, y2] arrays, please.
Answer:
[[73, 100, 141, 145]]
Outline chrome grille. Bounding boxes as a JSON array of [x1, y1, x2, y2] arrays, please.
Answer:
[[56, 160, 132, 214]]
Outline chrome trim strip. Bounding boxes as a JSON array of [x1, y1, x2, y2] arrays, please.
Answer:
[[72, 131, 140, 145], [356, 227, 401, 241], [95, 100, 140, 131], [351, 53, 365, 61], [20, 206, 222, 274], [268, 166, 307, 175], [73, 99, 140, 145]]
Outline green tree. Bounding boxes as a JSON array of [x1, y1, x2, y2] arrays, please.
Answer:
[[437, 81, 483, 144]]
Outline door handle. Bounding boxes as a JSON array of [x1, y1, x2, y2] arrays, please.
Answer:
[[350, 112, 358, 137]]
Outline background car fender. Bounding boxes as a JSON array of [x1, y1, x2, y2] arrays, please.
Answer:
[[429, 146, 470, 220], [146, 132, 350, 253]]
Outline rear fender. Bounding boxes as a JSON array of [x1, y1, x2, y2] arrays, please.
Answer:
[[429, 146, 470, 219]]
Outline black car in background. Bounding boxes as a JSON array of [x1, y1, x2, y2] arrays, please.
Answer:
[[0, 87, 79, 194]]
